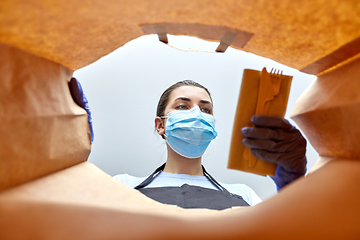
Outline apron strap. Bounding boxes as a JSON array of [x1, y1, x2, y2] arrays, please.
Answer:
[[202, 165, 232, 195], [135, 163, 232, 195], [134, 163, 165, 190]]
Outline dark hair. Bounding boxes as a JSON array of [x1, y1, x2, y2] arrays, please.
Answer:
[[156, 80, 212, 118]]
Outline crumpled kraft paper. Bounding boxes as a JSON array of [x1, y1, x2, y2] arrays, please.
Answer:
[[1, 0, 359, 75], [0, 42, 91, 192], [228, 68, 293, 176], [291, 54, 360, 159], [1, 158, 360, 239]]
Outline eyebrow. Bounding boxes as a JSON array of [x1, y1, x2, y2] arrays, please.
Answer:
[[174, 97, 212, 105]]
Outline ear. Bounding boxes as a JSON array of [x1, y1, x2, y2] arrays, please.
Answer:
[[155, 116, 165, 136]]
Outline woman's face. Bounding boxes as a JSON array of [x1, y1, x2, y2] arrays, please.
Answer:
[[164, 86, 213, 116], [155, 85, 213, 138]]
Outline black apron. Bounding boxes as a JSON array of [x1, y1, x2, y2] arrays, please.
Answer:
[[134, 164, 250, 210]]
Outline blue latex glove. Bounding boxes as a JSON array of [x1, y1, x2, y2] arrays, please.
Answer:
[[68, 77, 94, 143], [242, 115, 307, 191]]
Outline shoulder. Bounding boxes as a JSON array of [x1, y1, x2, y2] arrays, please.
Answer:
[[113, 173, 146, 188], [220, 182, 262, 206]]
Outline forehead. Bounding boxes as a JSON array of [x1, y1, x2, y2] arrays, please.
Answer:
[[168, 86, 212, 102]]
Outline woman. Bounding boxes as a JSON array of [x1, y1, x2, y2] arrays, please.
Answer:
[[111, 80, 307, 209]]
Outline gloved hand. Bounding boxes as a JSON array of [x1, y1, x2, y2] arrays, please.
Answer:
[[68, 77, 94, 143], [242, 115, 307, 191]]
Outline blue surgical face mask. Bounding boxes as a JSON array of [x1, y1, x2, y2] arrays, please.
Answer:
[[162, 106, 218, 158]]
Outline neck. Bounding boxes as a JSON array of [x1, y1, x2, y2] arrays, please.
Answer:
[[163, 145, 204, 176]]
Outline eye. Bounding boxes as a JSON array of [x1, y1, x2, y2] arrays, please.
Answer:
[[201, 107, 212, 114], [176, 104, 188, 110]]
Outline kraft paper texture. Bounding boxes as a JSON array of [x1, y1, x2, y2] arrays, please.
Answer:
[[228, 68, 293, 176], [0, 42, 91, 191], [1, 0, 359, 75], [1, 1, 360, 239], [1, 157, 360, 239], [291, 55, 360, 159]]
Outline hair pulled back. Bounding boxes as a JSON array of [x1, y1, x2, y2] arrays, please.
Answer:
[[156, 80, 212, 118]]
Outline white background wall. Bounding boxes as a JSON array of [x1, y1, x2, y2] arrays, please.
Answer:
[[74, 35, 318, 200]]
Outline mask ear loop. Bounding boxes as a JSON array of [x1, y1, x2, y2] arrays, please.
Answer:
[[160, 116, 167, 140]]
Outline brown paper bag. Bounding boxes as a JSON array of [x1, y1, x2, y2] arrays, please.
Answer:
[[0, 42, 91, 192], [291, 55, 360, 159], [228, 68, 293, 176]]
